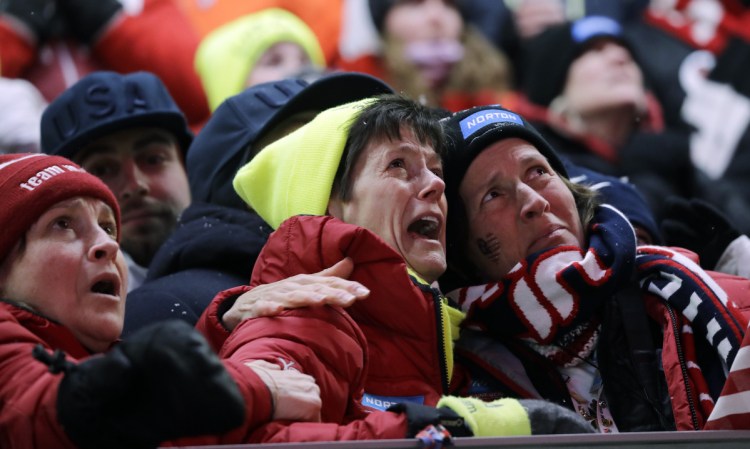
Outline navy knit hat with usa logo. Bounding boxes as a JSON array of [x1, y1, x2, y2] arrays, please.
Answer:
[[41, 71, 193, 160], [0, 153, 120, 265], [441, 104, 568, 198]]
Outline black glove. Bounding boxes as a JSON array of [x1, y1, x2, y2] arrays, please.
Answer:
[[0, 0, 57, 42], [519, 399, 595, 434], [49, 320, 245, 449], [56, 0, 122, 43], [660, 197, 740, 269], [387, 401, 473, 438]]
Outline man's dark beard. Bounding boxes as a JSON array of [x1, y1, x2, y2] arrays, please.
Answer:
[[121, 221, 175, 267]]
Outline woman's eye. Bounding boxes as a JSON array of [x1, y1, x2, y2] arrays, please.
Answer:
[[531, 166, 550, 177], [269, 54, 284, 67], [481, 190, 501, 204], [388, 158, 406, 169], [53, 217, 72, 230], [526, 166, 552, 184], [100, 222, 117, 239]]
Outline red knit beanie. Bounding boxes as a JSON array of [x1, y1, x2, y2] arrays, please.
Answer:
[[0, 153, 120, 265]]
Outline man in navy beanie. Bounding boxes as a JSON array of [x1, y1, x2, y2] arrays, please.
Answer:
[[122, 71, 392, 336], [41, 71, 193, 291]]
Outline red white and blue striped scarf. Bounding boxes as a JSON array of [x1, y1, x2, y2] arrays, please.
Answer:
[[705, 326, 750, 429], [448, 205, 747, 412]]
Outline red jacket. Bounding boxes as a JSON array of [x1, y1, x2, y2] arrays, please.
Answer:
[[647, 259, 750, 430], [197, 215, 460, 442], [94, 0, 209, 127], [0, 300, 273, 448]]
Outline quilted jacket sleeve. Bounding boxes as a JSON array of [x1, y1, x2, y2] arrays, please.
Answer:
[[200, 215, 413, 442], [220, 305, 409, 442], [0, 311, 79, 449]]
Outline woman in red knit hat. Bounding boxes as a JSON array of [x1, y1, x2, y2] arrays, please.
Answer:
[[0, 153, 322, 449]]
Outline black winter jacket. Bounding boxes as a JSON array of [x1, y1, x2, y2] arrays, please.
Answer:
[[122, 202, 271, 337]]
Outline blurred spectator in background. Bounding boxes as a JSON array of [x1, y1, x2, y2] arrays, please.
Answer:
[[622, 0, 750, 235], [176, 0, 345, 66], [456, 0, 649, 88], [511, 15, 700, 229], [0, 0, 209, 129], [194, 8, 325, 112], [0, 77, 46, 153], [339, 0, 511, 111]]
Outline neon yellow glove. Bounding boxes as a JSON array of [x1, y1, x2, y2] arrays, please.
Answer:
[[437, 396, 594, 436], [437, 396, 531, 437]]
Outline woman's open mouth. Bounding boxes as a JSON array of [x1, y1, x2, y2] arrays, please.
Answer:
[[408, 215, 442, 241]]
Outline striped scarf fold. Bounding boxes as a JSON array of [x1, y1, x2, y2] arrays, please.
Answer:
[[448, 203, 746, 377], [449, 205, 635, 352], [636, 245, 746, 369], [706, 327, 750, 429]]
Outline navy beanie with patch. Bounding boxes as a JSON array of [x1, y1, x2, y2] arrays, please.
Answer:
[[41, 71, 193, 160], [439, 105, 568, 291], [441, 104, 568, 200]]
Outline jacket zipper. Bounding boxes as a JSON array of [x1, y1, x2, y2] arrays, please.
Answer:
[[666, 303, 700, 430], [411, 278, 450, 394], [432, 288, 450, 394]]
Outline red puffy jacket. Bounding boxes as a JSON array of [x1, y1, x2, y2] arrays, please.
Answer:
[[197, 215, 463, 442], [0, 300, 274, 448]]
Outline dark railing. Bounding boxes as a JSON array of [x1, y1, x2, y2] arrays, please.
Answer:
[[168, 430, 750, 449]]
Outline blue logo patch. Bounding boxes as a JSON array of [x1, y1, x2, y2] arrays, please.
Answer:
[[361, 393, 424, 411], [459, 110, 523, 139], [571, 16, 622, 43]]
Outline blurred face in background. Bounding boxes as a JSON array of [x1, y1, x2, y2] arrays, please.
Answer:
[[385, 0, 462, 43], [384, 0, 464, 88], [562, 38, 646, 117], [245, 42, 315, 88]]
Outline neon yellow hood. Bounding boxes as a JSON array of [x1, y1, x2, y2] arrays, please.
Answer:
[[195, 8, 325, 111]]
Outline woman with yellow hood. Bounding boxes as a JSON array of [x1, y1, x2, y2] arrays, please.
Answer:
[[195, 8, 326, 111]]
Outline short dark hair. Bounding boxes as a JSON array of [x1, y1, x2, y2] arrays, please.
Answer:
[[331, 94, 445, 201], [441, 177, 600, 291]]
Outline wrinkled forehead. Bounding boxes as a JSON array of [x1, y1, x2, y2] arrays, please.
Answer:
[[475, 137, 548, 167], [459, 138, 549, 193], [40, 196, 117, 221], [362, 126, 441, 165]]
